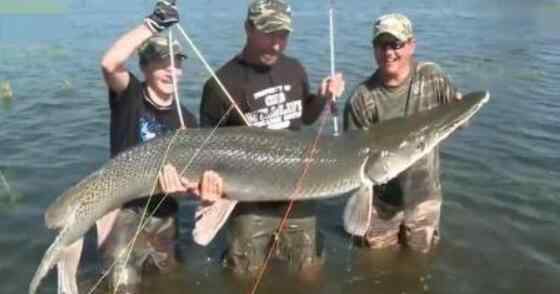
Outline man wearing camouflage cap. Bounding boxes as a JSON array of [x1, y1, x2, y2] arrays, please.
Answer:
[[200, 0, 345, 276], [344, 13, 462, 253], [94, 1, 222, 292]]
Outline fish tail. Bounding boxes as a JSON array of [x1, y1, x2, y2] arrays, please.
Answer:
[[57, 238, 82, 294]]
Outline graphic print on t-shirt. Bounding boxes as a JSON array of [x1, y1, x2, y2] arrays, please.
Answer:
[[246, 84, 302, 129], [139, 113, 169, 143]]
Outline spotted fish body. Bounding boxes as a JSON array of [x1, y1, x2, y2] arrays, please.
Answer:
[[30, 91, 489, 294]]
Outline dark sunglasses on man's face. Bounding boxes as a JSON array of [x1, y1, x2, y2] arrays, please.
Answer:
[[373, 39, 407, 51]]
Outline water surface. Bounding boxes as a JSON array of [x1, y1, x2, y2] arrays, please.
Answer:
[[1, 0, 559, 293]]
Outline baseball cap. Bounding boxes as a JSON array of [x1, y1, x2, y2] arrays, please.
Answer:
[[373, 13, 414, 42], [247, 0, 293, 33], [138, 35, 186, 65]]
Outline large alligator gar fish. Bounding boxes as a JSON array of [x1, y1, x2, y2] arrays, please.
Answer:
[[30, 91, 489, 294]]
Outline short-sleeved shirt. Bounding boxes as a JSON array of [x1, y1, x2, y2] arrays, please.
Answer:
[[344, 61, 459, 207], [109, 72, 197, 212]]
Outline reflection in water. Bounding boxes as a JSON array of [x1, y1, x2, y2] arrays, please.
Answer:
[[1, 80, 14, 111], [1, 97, 13, 111], [0, 170, 23, 209], [339, 247, 436, 294], [0, 80, 13, 99]]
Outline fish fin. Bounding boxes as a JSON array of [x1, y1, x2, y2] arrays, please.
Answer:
[[192, 198, 237, 246], [343, 185, 372, 237], [57, 238, 83, 294], [96, 209, 120, 248], [30, 233, 65, 294]]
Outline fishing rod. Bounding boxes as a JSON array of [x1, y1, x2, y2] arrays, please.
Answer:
[[329, 0, 340, 136]]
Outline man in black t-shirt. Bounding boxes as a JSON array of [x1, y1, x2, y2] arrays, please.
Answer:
[[200, 0, 345, 277], [93, 1, 223, 293]]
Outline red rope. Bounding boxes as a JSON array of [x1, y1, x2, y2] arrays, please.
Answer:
[[248, 99, 336, 294]]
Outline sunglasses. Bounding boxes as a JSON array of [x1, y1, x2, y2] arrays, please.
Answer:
[[373, 40, 407, 51], [151, 55, 185, 69]]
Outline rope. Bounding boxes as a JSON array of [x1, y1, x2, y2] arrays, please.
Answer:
[[328, 0, 340, 136], [168, 30, 186, 129], [251, 3, 341, 289], [329, 0, 336, 81], [174, 24, 250, 125], [248, 101, 332, 294]]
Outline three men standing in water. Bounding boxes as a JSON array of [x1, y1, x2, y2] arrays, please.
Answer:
[[96, 0, 461, 292]]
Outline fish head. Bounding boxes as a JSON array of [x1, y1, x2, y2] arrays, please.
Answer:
[[364, 91, 490, 185], [365, 133, 433, 185]]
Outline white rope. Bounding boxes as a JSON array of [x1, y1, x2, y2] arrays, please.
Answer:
[[329, 0, 336, 80], [174, 24, 250, 126], [168, 30, 186, 129], [328, 0, 340, 135]]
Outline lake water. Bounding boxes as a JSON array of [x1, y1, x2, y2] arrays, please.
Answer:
[[1, 0, 559, 293]]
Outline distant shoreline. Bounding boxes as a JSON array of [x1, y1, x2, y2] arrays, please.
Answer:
[[0, 0, 67, 15]]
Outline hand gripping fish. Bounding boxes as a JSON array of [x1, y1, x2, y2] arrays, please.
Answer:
[[29, 91, 489, 294]]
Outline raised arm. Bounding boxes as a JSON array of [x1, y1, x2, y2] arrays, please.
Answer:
[[100, 25, 154, 94], [100, 0, 180, 94]]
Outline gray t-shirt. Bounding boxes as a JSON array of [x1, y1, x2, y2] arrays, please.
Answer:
[[344, 61, 459, 207]]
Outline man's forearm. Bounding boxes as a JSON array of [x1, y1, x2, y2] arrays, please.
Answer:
[[101, 24, 154, 73]]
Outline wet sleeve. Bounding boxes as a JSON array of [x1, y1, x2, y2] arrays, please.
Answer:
[[438, 74, 460, 105], [200, 78, 228, 128], [429, 64, 460, 105], [300, 65, 327, 125], [343, 99, 359, 131], [439, 72, 468, 129], [343, 87, 370, 131], [425, 63, 467, 128]]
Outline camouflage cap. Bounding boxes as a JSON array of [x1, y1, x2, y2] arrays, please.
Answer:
[[138, 35, 186, 65], [373, 13, 414, 42], [247, 0, 293, 33]]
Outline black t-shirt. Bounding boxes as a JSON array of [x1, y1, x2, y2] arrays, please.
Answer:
[[109, 73, 196, 156], [199, 54, 325, 216], [109, 72, 197, 213], [199, 54, 325, 129]]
